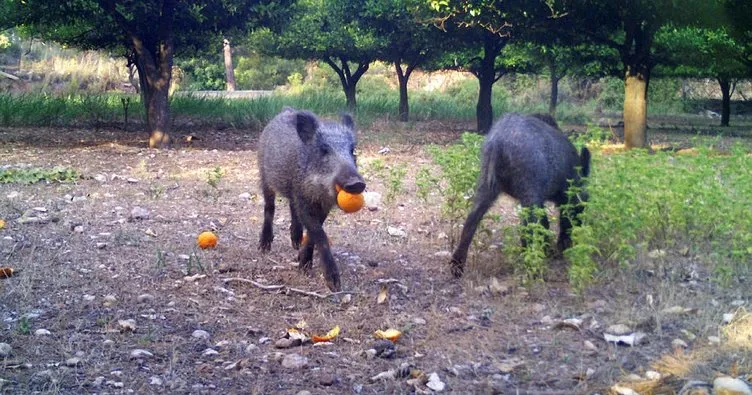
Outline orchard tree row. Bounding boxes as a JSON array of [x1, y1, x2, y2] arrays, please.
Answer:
[[2, 0, 751, 148]]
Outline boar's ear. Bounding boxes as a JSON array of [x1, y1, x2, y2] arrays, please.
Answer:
[[341, 113, 355, 131], [580, 147, 591, 178], [296, 111, 319, 143]]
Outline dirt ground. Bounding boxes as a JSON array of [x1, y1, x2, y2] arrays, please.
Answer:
[[0, 121, 750, 395]]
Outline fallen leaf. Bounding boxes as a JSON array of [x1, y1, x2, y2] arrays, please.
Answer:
[[287, 328, 308, 342], [0, 219, 5, 229], [312, 325, 341, 343], [374, 328, 401, 342], [294, 320, 308, 330], [0, 267, 16, 279], [377, 285, 388, 304]]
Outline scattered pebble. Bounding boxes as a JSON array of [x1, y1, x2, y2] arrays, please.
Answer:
[[583, 340, 598, 353], [238, 192, 251, 201], [118, 319, 137, 332], [130, 207, 150, 220], [275, 338, 301, 349], [245, 344, 259, 354], [65, 357, 82, 367], [341, 294, 352, 304], [672, 338, 689, 349], [137, 294, 154, 303], [0, 343, 11, 357], [259, 337, 271, 345], [713, 376, 752, 395], [708, 336, 721, 345], [103, 294, 117, 307], [149, 376, 163, 386], [723, 313, 735, 324], [34, 329, 51, 336], [319, 374, 336, 386], [281, 353, 308, 369], [606, 324, 632, 335], [730, 300, 746, 307], [92, 376, 105, 387], [433, 251, 451, 258], [130, 349, 154, 359], [192, 330, 211, 340], [413, 317, 427, 325], [387, 226, 407, 238], [103, 339, 115, 347], [540, 315, 554, 325], [426, 372, 446, 392], [681, 329, 697, 341], [645, 371, 661, 380], [202, 348, 219, 357]]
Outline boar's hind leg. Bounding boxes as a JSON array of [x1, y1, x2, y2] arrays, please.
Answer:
[[259, 184, 275, 252], [289, 202, 304, 250], [294, 199, 340, 292], [450, 182, 501, 278]]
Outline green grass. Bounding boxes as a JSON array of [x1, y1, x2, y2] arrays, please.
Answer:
[[0, 166, 80, 184]]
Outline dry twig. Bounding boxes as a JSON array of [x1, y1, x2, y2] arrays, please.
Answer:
[[222, 277, 353, 299]]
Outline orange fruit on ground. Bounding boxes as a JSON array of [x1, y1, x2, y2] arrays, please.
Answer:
[[336, 187, 364, 213], [197, 231, 218, 249]]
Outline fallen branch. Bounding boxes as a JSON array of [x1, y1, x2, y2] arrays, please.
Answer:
[[222, 277, 353, 299]]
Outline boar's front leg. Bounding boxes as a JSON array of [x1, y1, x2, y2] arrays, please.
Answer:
[[293, 198, 340, 292]]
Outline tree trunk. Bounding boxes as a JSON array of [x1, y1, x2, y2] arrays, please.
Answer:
[[324, 57, 369, 112], [719, 77, 730, 127], [395, 62, 415, 122], [223, 38, 236, 92], [98, 0, 175, 148], [623, 69, 648, 149], [474, 34, 504, 134], [549, 75, 560, 116]]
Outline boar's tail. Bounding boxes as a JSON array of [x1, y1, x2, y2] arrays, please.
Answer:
[[481, 140, 502, 191]]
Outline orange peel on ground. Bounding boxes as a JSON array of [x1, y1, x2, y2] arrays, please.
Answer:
[[197, 231, 218, 249], [312, 325, 341, 343], [374, 328, 401, 342]]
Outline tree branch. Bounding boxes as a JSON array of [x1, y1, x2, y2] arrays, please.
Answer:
[[222, 277, 354, 299]]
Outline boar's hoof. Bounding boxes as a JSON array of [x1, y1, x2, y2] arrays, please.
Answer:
[[258, 240, 272, 253], [325, 275, 341, 293]]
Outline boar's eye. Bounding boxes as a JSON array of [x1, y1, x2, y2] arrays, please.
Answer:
[[319, 144, 331, 156]]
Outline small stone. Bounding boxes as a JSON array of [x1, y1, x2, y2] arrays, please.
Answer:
[[103, 294, 117, 307], [413, 317, 427, 325], [150, 376, 163, 386], [73, 225, 84, 233], [340, 293, 352, 304], [584, 340, 598, 353], [433, 251, 452, 258], [238, 192, 251, 201], [137, 294, 154, 303], [645, 371, 661, 380], [103, 339, 115, 346], [34, 329, 51, 336], [107, 381, 124, 388], [94, 174, 108, 183], [296, 391, 312, 395], [426, 372, 446, 392], [713, 376, 752, 395], [387, 226, 407, 238], [130, 207, 150, 220], [96, 242, 107, 249], [373, 339, 396, 359], [541, 315, 554, 325], [708, 336, 721, 345], [130, 349, 154, 359], [672, 338, 689, 349], [531, 303, 546, 313], [92, 376, 105, 387], [723, 313, 735, 324], [281, 353, 308, 369], [648, 249, 667, 259], [489, 277, 509, 295], [586, 368, 595, 377], [612, 384, 640, 395], [319, 374, 336, 386], [363, 191, 381, 210], [681, 329, 697, 341], [275, 338, 301, 349], [65, 357, 82, 367], [192, 330, 211, 340], [730, 300, 746, 307], [83, 294, 96, 302], [606, 324, 632, 336], [364, 349, 377, 359], [214, 340, 231, 349], [679, 380, 712, 395], [118, 319, 137, 332], [127, 178, 139, 183], [245, 344, 259, 354], [0, 343, 12, 357], [259, 337, 271, 345], [202, 348, 219, 356]]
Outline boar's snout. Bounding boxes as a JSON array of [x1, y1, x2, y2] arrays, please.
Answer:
[[342, 177, 366, 194]]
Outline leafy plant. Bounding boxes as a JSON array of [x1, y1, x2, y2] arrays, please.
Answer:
[[0, 167, 80, 184]]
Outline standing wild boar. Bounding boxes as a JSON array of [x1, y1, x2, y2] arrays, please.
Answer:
[[258, 108, 365, 291], [450, 112, 591, 277]]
